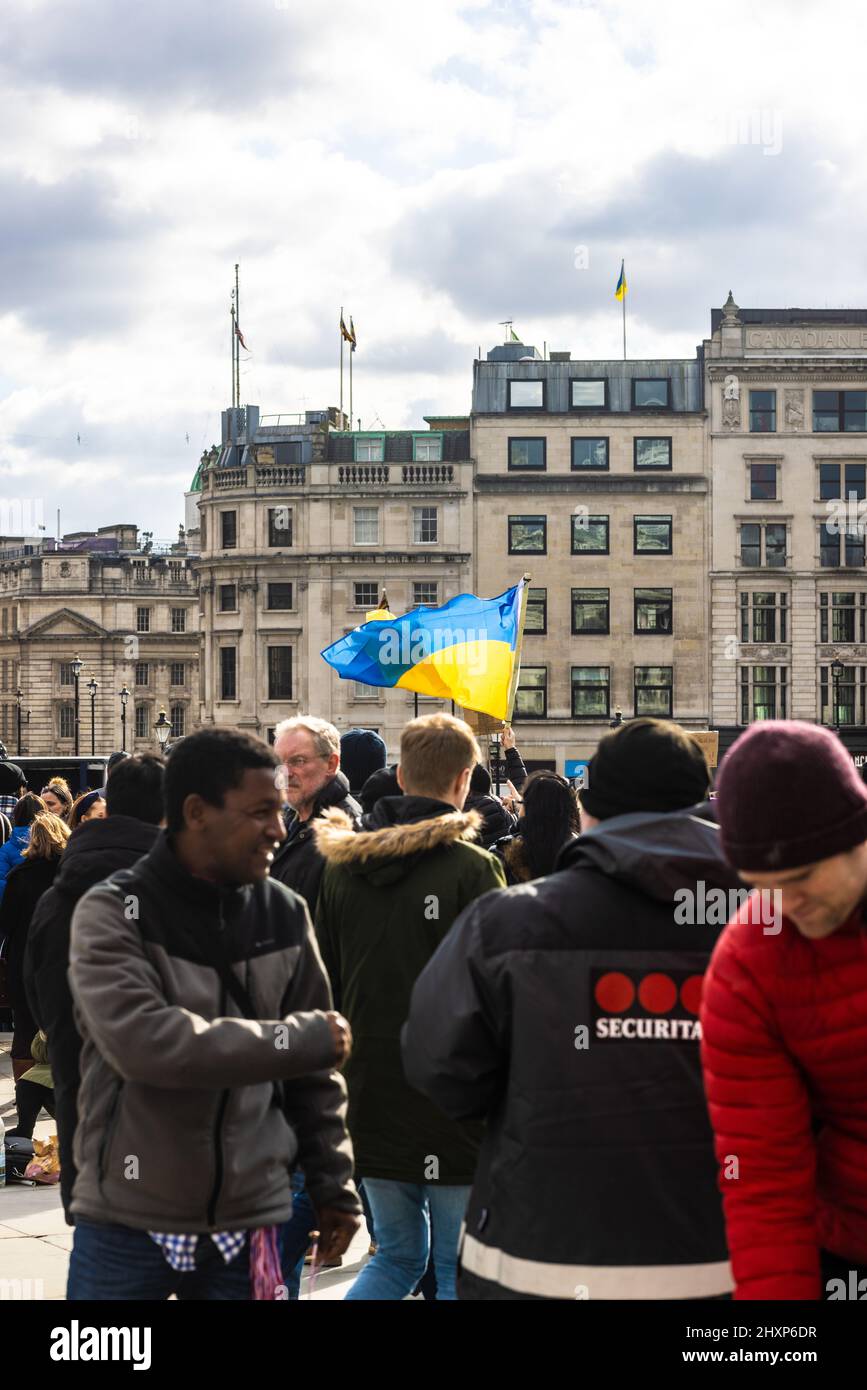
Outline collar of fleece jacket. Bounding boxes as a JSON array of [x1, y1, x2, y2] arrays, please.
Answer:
[[314, 800, 482, 868]]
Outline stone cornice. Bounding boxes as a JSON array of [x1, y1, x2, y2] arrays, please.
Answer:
[[474, 474, 707, 493]]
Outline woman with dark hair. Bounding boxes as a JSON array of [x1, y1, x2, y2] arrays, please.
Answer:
[[1, 810, 69, 1084], [0, 793, 46, 904], [494, 771, 581, 884]]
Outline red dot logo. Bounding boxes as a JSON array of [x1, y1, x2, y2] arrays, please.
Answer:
[[638, 973, 678, 1014], [680, 975, 704, 1016], [594, 972, 635, 1013]]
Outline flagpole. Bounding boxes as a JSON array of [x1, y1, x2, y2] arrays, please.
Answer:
[[623, 283, 627, 360], [235, 263, 241, 409], [349, 335, 353, 428], [230, 301, 236, 409], [504, 573, 532, 725], [340, 305, 344, 423]]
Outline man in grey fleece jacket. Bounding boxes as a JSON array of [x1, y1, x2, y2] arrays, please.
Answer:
[[66, 727, 361, 1301]]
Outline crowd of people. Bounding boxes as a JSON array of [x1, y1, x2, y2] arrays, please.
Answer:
[[0, 709, 866, 1302]]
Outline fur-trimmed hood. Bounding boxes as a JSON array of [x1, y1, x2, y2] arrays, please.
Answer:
[[314, 795, 481, 885]]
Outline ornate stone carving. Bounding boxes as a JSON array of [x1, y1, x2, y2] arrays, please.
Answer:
[[784, 388, 805, 430], [722, 373, 741, 430], [722, 291, 740, 324], [740, 644, 790, 659]]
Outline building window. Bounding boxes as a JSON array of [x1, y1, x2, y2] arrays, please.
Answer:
[[171, 608, 186, 633], [135, 662, 150, 687], [740, 665, 787, 722], [740, 592, 788, 644], [632, 378, 670, 409], [170, 704, 186, 739], [170, 662, 186, 686], [268, 507, 293, 547], [514, 666, 547, 718], [353, 507, 379, 545], [634, 587, 673, 634], [354, 436, 384, 462], [570, 379, 607, 410], [221, 511, 237, 549], [508, 380, 544, 410], [820, 664, 866, 726], [819, 591, 866, 643], [571, 666, 609, 720], [571, 514, 609, 555], [59, 704, 75, 739], [818, 462, 866, 501], [59, 662, 75, 686], [740, 523, 787, 567], [813, 390, 867, 432], [354, 681, 381, 700], [353, 582, 378, 608], [268, 646, 292, 701], [571, 588, 609, 634], [749, 390, 777, 432], [819, 524, 865, 568], [413, 435, 442, 462], [749, 462, 778, 500], [1, 610, 7, 636], [412, 582, 438, 607], [571, 438, 609, 471], [508, 515, 547, 554], [134, 704, 149, 739], [525, 587, 547, 634], [412, 506, 438, 543], [220, 647, 237, 701], [634, 515, 672, 554], [135, 606, 150, 633], [219, 584, 237, 612], [634, 437, 672, 470], [508, 437, 546, 470], [267, 582, 294, 610], [635, 666, 673, 717]]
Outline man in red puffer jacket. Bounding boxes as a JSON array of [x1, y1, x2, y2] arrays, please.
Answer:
[[701, 720, 867, 1300]]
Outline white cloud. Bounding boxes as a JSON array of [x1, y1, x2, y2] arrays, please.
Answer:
[[1, 0, 867, 535]]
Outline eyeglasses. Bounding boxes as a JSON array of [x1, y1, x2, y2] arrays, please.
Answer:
[[282, 755, 326, 770]]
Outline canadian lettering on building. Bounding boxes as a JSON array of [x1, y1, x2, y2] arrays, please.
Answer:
[[746, 328, 867, 350]]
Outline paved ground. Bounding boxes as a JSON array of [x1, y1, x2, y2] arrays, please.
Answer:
[[0, 1036, 373, 1300]]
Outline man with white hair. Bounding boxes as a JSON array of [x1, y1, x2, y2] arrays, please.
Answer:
[[270, 716, 362, 912]]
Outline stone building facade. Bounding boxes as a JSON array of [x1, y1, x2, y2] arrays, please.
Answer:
[[470, 340, 711, 770], [0, 525, 199, 756], [195, 405, 473, 753], [706, 297, 867, 767]]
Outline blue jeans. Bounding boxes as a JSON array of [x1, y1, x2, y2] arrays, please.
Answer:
[[280, 1171, 317, 1299], [67, 1220, 252, 1301], [344, 1180, 469, 1301]]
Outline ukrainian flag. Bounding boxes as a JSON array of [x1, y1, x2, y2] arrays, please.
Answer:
[[615, 259, 627, 301], [321, 582, 525, 719]]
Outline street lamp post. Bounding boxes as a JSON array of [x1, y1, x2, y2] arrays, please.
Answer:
[[87, 678, 98, 756], [15, 687, 23, 757], [831, 659, 845, 732], [119, 685, 130, 752], [71, 653, 84, 756], [154, 708, 171, 752]]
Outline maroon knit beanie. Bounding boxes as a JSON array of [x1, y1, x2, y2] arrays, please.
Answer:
[[716, 720, 867, 871]]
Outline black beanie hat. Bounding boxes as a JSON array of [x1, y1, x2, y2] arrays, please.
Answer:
[[470, 763, 492, 796], [0, 760, 26, 795], [579, 718, 710, 821], [340, 728, 387, 793]]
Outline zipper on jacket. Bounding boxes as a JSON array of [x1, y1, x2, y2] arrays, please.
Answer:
[[96, 1078, 124, 1189], [206, 906, 230, 1226]]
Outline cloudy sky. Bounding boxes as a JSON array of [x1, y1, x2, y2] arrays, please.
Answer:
[[1, 0, 864, 539]]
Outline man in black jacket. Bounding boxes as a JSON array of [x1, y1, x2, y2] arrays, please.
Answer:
[[24, 754, 165, 1218], [271, 715, 361, 912], [403, 718, 740, 1301]]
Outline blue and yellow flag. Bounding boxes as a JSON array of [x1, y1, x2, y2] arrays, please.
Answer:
[[321, 583, 525, 719], [615, 259, 627, 301]]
